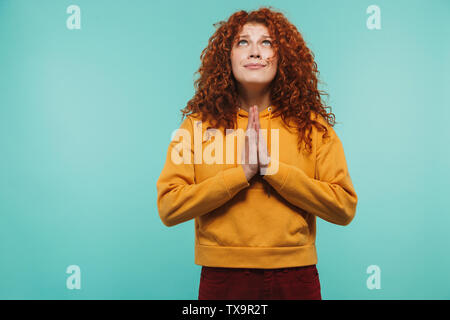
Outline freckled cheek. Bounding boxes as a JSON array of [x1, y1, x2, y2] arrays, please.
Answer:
[[231, 54, 244, 67], [265, 60, 276, 69]]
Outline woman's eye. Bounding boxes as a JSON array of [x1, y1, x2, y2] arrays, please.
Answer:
[[237, 39, 272, 46]]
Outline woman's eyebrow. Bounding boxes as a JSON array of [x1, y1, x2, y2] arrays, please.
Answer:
[[239, 34, 272, 39]]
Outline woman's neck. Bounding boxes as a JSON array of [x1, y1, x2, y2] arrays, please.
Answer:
[[237, 84, 272, 113]]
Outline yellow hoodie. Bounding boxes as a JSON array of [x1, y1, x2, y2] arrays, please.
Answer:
[[156, 106, 358, 269]]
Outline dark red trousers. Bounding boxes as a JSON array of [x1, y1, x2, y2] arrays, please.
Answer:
[[198, 264, 322, 300]]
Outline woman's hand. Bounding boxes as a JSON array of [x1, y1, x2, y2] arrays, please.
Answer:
[[254, 107, 271, 176], [241, 105, 259, 181]]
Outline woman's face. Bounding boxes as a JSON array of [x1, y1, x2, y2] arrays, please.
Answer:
[[230, 23, 278, 91]]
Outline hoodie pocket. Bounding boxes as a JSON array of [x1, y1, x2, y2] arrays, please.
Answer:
[[197, 188, 312, 248]]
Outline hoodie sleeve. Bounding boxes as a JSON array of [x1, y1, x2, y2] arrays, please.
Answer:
[[156, 116, 250, 227], [262, 123, 358, 226]]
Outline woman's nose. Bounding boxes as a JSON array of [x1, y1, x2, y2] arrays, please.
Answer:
[[249, 45, 261, 59]]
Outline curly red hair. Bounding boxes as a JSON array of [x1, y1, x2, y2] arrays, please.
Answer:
[[180, 6, 336, 154]]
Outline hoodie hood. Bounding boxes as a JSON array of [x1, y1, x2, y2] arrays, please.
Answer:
[[236, 105, 274, 119]]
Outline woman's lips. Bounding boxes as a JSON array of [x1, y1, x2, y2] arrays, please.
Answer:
[[244, 64, 265, 69]]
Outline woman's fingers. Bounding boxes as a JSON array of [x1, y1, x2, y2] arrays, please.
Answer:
[[259, 135, 270, 166], [244, 105, 254, 165], [252, 105, 256, 130], [251, 105, 256, 129], [250, 106, 258, 165], [251, 106, 257, 164], [255, 108, 270, 169]]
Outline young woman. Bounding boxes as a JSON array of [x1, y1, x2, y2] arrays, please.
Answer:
[[156, 7, 358, 300]]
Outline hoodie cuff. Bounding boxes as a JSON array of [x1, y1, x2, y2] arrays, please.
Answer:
[[262, 159, 291, 191], [222, 166, 250, 199]]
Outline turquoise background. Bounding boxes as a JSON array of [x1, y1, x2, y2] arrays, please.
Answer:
[[0, 0, 449, 299]]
